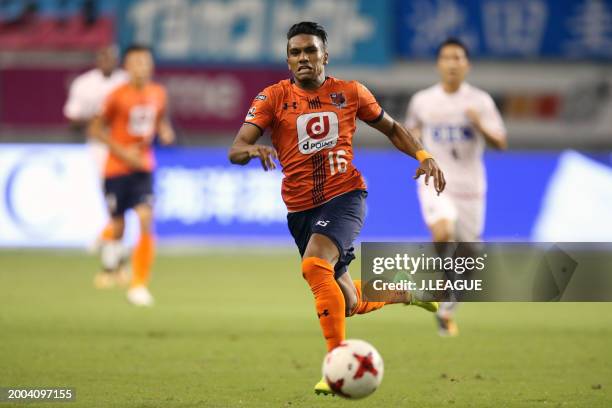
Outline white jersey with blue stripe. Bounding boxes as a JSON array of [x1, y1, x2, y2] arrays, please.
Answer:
[[405, 82, 505, 195]]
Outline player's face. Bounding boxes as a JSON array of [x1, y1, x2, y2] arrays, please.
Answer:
[[125, 51, 154, 85], [96, 46, 119, 77], [287, 34, 328, 86], [437, 45, 470, 86]]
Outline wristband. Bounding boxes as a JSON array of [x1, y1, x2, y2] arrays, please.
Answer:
[[415, 150, 433, 163]]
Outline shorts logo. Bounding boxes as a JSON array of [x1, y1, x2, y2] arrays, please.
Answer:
[[297, 112, 339, 154], [316, 220, 330, 227]]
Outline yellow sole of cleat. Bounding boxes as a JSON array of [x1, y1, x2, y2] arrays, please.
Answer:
[[410, 300, 439, 313], [314, 389, 334, 396]]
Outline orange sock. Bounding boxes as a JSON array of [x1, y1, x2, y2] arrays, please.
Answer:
[[351, 279, 386, 315], [131, 233, 155, 287], [302, 257, 345, 352], [100, 222, 114, 241]]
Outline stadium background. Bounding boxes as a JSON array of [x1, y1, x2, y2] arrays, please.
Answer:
[[1, 0, 611, 247]]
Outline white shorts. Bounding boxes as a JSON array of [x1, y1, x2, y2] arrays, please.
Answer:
[[417, 183, 485, 241]]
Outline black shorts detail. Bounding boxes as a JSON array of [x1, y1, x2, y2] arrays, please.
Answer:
[[287, 189, 367, 279], [103, 172, 154, 217], [311, 153, 326, 206]]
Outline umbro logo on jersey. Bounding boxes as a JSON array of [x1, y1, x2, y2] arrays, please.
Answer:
[[296, 112, 339, 154]]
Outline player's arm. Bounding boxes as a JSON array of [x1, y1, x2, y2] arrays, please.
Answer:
[[228, 123, 277, 171], [63, 80, 90, 131], [88, 115, 146, 170], [369, 112, 446, 194], [466, 108, 507, 150], [157, 116, 175, 145]]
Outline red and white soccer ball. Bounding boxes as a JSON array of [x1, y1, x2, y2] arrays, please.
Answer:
[[322, 339, 384, 399]]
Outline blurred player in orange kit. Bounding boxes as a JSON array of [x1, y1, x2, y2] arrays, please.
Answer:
[[63, 45, 129, 288], [405, 38, 507, 336], [90, 44, 175, 306], [229, 22, 446, 395]]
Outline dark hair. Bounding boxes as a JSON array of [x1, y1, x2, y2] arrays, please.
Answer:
[[122, 44, 152, 61], [437, 38, 469, 58], [286, 21, 327, 46]]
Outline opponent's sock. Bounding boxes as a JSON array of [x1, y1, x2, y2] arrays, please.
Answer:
[[302, 257, 346, 352], [131, 233, 155, 287], [100, 223, 114, 241], [350, 279, 386, 315]]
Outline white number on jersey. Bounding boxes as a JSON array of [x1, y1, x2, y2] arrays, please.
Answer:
[[328, 149, 347, 175], [128, 105, 156, 138]]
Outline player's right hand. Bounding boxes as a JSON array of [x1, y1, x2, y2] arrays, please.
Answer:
[[248, 145, 278, 171], [414, 158, 446, 195]]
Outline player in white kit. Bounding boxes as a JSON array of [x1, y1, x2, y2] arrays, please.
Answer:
[[405, 38, 507, 336], [64, 45, 129, 289]]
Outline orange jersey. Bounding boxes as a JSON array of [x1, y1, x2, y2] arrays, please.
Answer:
[[245, 76, 383, 212], [101, 82, 167, 178]]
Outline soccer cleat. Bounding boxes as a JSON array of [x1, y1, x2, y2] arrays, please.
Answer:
[[314, 377, 334, 396], [436, 315, 459, 337], [127, 286, 154, 307], [408, 298, 439, 313]]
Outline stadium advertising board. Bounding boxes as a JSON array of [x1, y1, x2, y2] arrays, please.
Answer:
[[4, 145, 611, 248], [0, 67, 287, 131], [396, 0, 612, 59], [116, 0, 392, 65]]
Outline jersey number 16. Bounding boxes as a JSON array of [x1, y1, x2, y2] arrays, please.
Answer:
[[328, 149, 347, 175]]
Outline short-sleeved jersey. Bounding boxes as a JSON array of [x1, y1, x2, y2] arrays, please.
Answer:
[[101, 82, 167, 178], [245, 76, 383, 212], [63, 68, 128, 121], [405, 83, 505, 195]]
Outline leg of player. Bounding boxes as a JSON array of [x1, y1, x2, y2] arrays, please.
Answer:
[[429, 218, 460, 337], [96, 216, 126, 289], [127, 203, 155, 306], [302, 233, 345, 352]]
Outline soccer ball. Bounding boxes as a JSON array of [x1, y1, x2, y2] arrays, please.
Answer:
[[322, 339, 384, 399]]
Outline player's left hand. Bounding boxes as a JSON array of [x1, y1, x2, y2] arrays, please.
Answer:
[[158, 122, 175, 145], [414, 158, 446, 194]]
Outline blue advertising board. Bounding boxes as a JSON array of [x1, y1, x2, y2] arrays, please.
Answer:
[[116, 0, 391, 65], [2, 145, 611, 247], [396, 0, 612, 59]]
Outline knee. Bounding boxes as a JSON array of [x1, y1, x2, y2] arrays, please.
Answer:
[[111, 218, 125, 239], [433, 230, 453, 243], [431, 220, 455, 243], [135, 206, 154, 234], [301, 257, 334, 281]]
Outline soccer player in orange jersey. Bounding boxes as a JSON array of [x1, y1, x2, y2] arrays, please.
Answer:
[[90, 45, 175, 306], [229, 22, 446, 394], [64, 45, 129, 289]]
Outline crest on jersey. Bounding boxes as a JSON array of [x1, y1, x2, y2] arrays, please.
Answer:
[[329, 92, 346, 108]]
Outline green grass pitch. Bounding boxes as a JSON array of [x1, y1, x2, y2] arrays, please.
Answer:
[[1, 250, 611, 407]]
